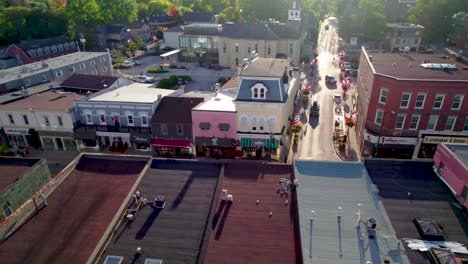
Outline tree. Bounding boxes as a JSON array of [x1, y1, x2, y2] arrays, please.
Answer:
[[97, 0, 138, 23], [147, 0, 172, 14], [236, 0, 288, 22], [218, 6, 240, 23], [66, 0, 101, 27], [192, 0, 229, 12], [358, 0, 386, 41]]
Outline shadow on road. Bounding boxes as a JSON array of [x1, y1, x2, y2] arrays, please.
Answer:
[[309, 117, 319, 129]]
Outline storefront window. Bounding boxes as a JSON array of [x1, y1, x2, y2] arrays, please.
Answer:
[[82, 139, 97, 147], [136, 143, 150, 150]]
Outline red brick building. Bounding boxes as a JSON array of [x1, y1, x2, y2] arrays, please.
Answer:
[[355, 48, 468, 159]]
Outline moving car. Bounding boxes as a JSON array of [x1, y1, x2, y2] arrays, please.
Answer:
[[325, 75, 337, 84], [133, 75, 155, 83], [333, 94, 342, 104], [310, 100, 320, 117]]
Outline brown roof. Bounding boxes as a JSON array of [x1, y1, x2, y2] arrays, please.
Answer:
[[0, 156, 147, 264], [0, 91, 82, 111], [60, 74, 119, 90], [151, 96, 204, 124], [204, 162, 301, 264], [240, 58, 290, 77], [368, 52, 468, 80], [220, 76, 240, 89], [0, 157, 40, 192]]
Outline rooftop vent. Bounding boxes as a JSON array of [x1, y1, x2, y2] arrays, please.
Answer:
[[420, 63, 459, 71]]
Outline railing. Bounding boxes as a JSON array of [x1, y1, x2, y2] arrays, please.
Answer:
[[74, 122, 151, 134]]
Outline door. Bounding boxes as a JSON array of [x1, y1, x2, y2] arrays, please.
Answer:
[[55, 138, 64, 150]]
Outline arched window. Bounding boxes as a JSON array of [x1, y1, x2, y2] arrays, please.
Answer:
[[253, 88, 258, 98], [251, 117, 257, 131], [260, 88, 265, 98], [240, 116, 248, 131], [251, 83, 268, 99]]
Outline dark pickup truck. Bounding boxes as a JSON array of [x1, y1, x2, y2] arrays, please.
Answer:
[[310, 101, 320, 117]]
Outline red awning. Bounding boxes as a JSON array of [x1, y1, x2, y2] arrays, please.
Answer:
[[152, 138, 191, 148]]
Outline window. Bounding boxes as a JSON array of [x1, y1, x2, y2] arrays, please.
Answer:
[[427, 115, 438, 130], [23, 115, 29, 125], [71, 66, 76, 72], [8, 114, 14, 124], [375, 109, 384, 125], [379, 89, 388, 104], [43, 116, 50, 127], [85, 112, 93, 124], [464, 117, 468, 131], [409, 115, 420, 130], [100, 57, 106, 63], [56, 70, 64, 77], [395, 114, 406, 129], [248, 46, 251, 53], [451, 95, 464, 110], [289, 43, 293, 54], [240, 116, 247, 131], [255, 43, 258, 51], [99, 114, 106, 125], [445, 116, 456, 131], [200, 122, 211, 131], [90, 60, 96, 66], [433, 94, 445, 109], [235, 43, 239, 52], [267, 45, 271, 55], [102, 66, 108, 72], [127, 115, 134, 126], [161, 124, 168, 135], [251, 117, 257, 131], [400, 92, 411, 108], [80, 63, 86, 69], [235, 58, 239, 66], [253, 88, 258, 98], [91, 70, 97, 75], [24, 79, 31, 87], [177, 124, 183, 135], [268, 117, 276, 133], [218, 123, 230, 131], [141, 115, 148, 126], [57, 116, 63, 126], [259, 88, 265, 98], [41, 74, 47, 82], [223, 42, 226, 53], [415, 93, 426, 109], [259, 117, 265, 131]]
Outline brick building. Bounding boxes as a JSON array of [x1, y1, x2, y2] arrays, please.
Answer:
[[355, 48, 468, 159]]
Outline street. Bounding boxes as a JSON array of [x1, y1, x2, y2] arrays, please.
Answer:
[[296, 20, 344, 161]]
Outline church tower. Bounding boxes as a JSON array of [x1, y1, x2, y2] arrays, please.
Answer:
[[288, 0, 302, 21]]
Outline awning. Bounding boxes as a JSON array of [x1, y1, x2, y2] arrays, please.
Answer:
[[240, 138, 278, 149], [265, 139, 278, 149], [152, 138, 191, 148], [240, 138, 253, 147]]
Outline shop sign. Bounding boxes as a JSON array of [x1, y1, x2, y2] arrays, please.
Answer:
[[5, 128, 29, 135], [381, 136, 418, 145], [364, 131, 378, 144], [253, 139, 265, 147], [423, 136, 468, 145], [131, 133, 151, 143]]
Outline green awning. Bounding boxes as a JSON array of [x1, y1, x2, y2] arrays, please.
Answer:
[[265, 139, 278, 149], [240, 138, 253, 147]]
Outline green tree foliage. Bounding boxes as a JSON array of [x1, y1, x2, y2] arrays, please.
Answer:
[[192, 0, 228, 12], [359, 0, 386, 41], [66, 0, 101, 27], [408, 0, 466, 43], [147, 0, 172, 14], [97, 0, 138, 23], [218, 6, 241, 23], [236, 0, 288, 22]]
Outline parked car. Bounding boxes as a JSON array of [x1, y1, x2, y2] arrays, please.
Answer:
[[133, 75, 155, 83], [132, 59, 142, 66], [325, 24, 329, 30], [343, 61, 351, 68], [120, 60, 135, 68], [325, 75, 337, 84], [310, 100, 320, 117]]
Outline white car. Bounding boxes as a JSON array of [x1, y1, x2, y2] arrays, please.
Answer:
[[133, 75, 155, 83], [343, 61, 351, 68], [120, 60, 135, 68]]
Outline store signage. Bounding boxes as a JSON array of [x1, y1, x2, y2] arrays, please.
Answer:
[[5, 128, 29, 135], [423, 136, 468, 144], [131, 134, 150, 143], [253, 139, 265, 147], [364, 131, 378, 144], [381, 136, 418, 145]]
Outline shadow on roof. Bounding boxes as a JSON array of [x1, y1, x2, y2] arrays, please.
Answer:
[[295, 160, 366, 178]]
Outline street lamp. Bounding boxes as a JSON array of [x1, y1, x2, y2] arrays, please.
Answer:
[[375, 110, 395, 158], [309, 210, 317, 259], [79, 33, 86, 52]]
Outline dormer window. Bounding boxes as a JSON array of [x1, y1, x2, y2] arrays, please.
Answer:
[[250, 83, 268, 99]]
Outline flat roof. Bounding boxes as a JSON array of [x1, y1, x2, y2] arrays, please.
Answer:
[[100, 159, 220, 264], [0, 157, 41, 192], [204, 162, 300, 264], [87, 83, 175, 103], [387, 23, 424, 29], [446, 144, 468, 167], [365, 160, 468, 264], [0, 156, 148, 264], [294, 160, 409, 264], [0, 90, 82, 110], [193, 93, 236, 112], [0, 52, 108, 84], [367, 52, 468, 80], [240, 57, 290, 77]]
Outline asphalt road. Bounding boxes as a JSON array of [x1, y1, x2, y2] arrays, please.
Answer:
[[297, 20, 343, 161]]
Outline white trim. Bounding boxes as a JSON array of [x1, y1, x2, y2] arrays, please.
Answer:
[[399, 92, 411, 109], [375, 109, 384, 125], [451, 94, 464, 111], [444, 116, 457, 131], [378, 88, 388, 105], [433, 94, 445, 110], [414, 93, 426, 109], [409, 114, 420, 130], [394, 114, 406, 130]]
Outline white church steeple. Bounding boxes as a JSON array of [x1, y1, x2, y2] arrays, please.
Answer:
[[288, 0, 302, 21]]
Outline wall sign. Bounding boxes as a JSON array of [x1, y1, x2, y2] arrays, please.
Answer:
[[423, 136, 468, 145], [253, 139, 265, 147], [5, 128, 30, 135], [381, 136, 418, 145]]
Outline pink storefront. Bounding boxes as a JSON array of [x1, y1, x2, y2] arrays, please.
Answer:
[[433, 144, 468, 208], [191, 93, 237, 159]]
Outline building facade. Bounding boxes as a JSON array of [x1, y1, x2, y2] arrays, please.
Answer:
[[0, 52, 112, 93], [0, 91, 82, 151], [192, 93, 237, 159], [355, 48, 468, 159], [433, 144, 468, 209], [235, 58, 300, 159], [384, 23, 424, 52], [127, 21, 152, 42], [151, 97, 204, 158], [96, 24, 131, 51], [73, 83, 175, 153]]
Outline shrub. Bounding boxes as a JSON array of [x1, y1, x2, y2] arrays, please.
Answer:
[[217, 77, 228, 85], [180, 75, 192, 82], [169, 64, 178, 69], [158, 78, 174, 89], [147, 68, 168, 74]]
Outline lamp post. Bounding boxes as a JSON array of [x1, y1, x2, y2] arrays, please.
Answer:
[[375, 110, 395, 158], [309, 210, 317, 259], [79, 33, 86, 52]]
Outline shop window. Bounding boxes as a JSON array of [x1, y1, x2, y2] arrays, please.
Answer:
[[57, 116, 63, 126], [23, 115, 29, 125], [218, 123, 230, 131], [409, 115, 420, 130], [415, 93, 426, 109], [161, 124, 168, 135], [445, 116, 456, 131], [427, 115, 438, 130], [82, 139, 97, 147], [8, 114, 14, 124], [159, 146, 175, 154], [375, 109, 384, 125], [379, 89, 388, 104], [177, 124, 184, 135], [400, 92, 411, 109], [433, 94, 445, 109], [451, 95, 464, 110], [394, 114, 406, 129], [200, 122, 211, 131]]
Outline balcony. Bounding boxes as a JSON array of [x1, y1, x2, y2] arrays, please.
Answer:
[[74, 122, 151, 134]]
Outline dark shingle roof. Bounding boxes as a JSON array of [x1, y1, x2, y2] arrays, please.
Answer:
[[60, 74, 119, 91], [126, 21, 146, 29], [96, 24, 128, 34], [236, 79, 284, 102], [148, 13, 173, 23], [183, 11, 214, 23], [16, 36, 72, 50], [219, 22, 301, 40], [271, 23, 301, 39], [151, 96, 204, 124]]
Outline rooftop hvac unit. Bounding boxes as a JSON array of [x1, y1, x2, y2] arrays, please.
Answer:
[[154, 195, 166, 208], [367, 218, 377, 230]]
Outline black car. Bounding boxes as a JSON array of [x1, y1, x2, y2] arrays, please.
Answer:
[[310, 101, 320, 117], [325, 75, 337, 84]]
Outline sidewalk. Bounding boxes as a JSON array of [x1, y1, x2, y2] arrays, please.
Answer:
[[334, 87, 361, 161]]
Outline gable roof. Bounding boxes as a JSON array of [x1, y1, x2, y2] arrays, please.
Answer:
[[60, 74, 119, 91], [0, 90, 81, 111], [151, 96, 204, 124], [183, 11, 214, 23], [219, 22, 300, 40], [96, 24, 128, 34], [294, 160, 409, 264], [15, 36, 72, 51], [126, 21, 147, 29]]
